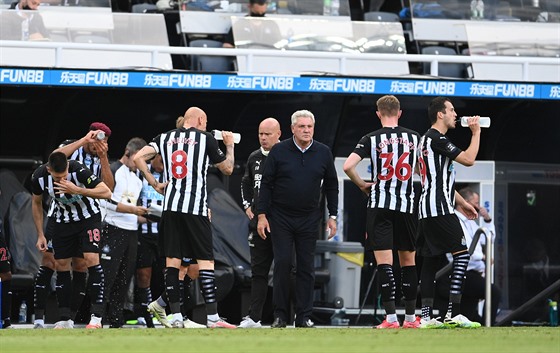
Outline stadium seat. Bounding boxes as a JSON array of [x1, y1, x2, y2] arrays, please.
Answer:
[[189, 39, 233, 72], [421, 45, 465, 78], [364, 11, 400, 22]]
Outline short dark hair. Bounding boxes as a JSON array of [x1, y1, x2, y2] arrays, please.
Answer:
[[427, 96, 451, 125], [250, 0, 267, 5], [48, 152, 68, 173]]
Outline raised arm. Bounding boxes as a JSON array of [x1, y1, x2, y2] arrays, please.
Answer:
[[215, 131, 235, 176], [454, 116, 481, 167]]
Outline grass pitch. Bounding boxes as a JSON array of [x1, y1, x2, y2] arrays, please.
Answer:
[[0, 327, 558, 353]]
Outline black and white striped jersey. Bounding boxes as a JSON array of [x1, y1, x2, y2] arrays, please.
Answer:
[[138, 163, 165, 236], [64, 143, 103, 178], [47, 144, 102, 217], [417, 128, 462, 219], [352, 126, 420, 214], [149, 127, 226, 216], [31, 160, 104, 223]]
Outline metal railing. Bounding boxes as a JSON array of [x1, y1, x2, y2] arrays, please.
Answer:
[[2, 40, 559, 81], [433, 226, 493, 327]]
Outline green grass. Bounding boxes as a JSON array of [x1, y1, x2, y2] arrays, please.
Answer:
[[0, 327, 559, 353]]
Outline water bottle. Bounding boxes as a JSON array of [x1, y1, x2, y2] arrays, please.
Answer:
[[549, 300, 558, 327], [460, 116, 491, 128], [96, 131, 106, 140], [323, 0, 331, 16], [331, 0, 339, 16], [21, 18, 29, 41], [212, 130, 241, 144], [19, 300, 28, 323]]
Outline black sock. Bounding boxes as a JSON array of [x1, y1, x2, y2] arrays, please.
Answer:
[[448, 252, 470, 317], [56, 271, 72, 320], [401, 265, 418, 316], [135, 286, 154, 328], [71, 271, 87, 320], [87, 264, 105, 317], [1, 279, 12, 326], [164, 267, 181, 314], [420, 257, 439, 320], [34, 266, 54, 320], [378, 264, 396, 315], [198, 269, 217, 316]]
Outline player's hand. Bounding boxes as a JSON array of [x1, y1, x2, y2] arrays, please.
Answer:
[[458, 201, 478, 220], [257, 214, 270, 240], [326, 218, 337, 240], [467, 116, 481, 135], [134, 206, 149, 216], [54, 178, 79, 195], [221, 131, 235, 147], [360, 181, 374, 196], [36, 234, 48, 252], [154, 181, 168, 195], [245, 207, 254, 220]]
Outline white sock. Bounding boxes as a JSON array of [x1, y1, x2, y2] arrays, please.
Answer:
[[207, 314, 220, 322], [34, 319, 45, 325], [156, 297, 167, 307], [405, 314, 416, 322], [386, 314, 398, 323]]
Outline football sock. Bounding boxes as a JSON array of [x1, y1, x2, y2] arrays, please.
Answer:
[[401, 265, 418, 317], [164, 267, 181, 314], [34, 266, 54, 320], [56, 271, 72, 320], [448, 252, 470, 317], [378, 264, 397, 317], [198, 269, 218, 316], [70, 271, 87, 320], [87, 264, 105, 317]]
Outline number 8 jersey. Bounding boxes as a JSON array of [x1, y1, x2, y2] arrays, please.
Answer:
[[149, 127, 226, 216], [352, 126, 420, 213]]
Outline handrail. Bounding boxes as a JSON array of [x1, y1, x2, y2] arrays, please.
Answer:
[[2, 40, 559, 80]]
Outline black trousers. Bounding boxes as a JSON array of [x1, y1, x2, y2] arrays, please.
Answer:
[[247, 226, 274, 322], [270, 209, 320, 325], [100, 224, 138, 327]]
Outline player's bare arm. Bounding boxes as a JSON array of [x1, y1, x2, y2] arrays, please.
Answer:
[[343, 153, 374, 195], [455, 116, 481, 167], [31, 194, 47, 252], [216, 131, 235, 176]]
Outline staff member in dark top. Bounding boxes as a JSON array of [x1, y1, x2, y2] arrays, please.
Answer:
[[238, 117, 281, 328], [257, 109, 338, 328]]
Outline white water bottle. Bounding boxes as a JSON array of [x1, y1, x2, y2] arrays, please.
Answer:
[[460, 116, 491, 128], [96, 131, 106, 140], [212, 130, 241, 144], [19, 300, 27, 323]]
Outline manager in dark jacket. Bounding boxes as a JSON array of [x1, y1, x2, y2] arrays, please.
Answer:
[[257, 109, 338, 328]]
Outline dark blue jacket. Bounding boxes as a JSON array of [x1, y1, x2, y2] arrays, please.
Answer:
[[257, 137, 338, 218]]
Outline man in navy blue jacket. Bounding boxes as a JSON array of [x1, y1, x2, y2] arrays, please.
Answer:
[[257, 109, 338, 328]]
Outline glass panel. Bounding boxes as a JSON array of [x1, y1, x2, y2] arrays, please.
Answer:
[[231, 17, 406, 53]]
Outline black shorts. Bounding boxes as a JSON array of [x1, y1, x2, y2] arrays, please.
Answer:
[[161, 211, 213, 261], [416, 214, 467, 257], [365, 208, 417, 252], [0, 233, 11, 273], [52, 214, 103, 260], [136, 233, 159, 269]]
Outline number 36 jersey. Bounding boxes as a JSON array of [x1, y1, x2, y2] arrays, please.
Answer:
[[149, 127, 226, 216], [352, 126, 420, 214]]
